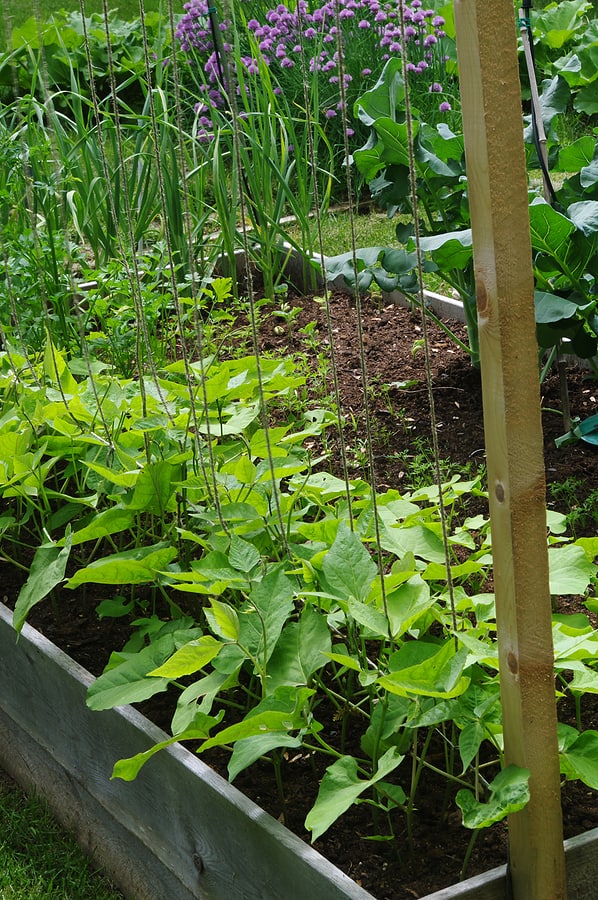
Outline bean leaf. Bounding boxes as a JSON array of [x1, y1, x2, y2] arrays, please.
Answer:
[[305, 748, 404, 842], [456, 766, 530, 830]]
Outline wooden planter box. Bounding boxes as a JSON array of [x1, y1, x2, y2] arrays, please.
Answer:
[[1, 600, 597, 900]]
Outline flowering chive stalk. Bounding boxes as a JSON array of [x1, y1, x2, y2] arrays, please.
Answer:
[[175, 0, 456, 153]]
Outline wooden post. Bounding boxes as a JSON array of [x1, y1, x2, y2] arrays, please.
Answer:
[[453, 3, 568, 898]]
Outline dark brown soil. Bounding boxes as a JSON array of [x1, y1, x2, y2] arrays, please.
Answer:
[[2, 290, 598, 899]]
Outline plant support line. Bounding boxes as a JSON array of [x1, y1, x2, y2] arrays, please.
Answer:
[[454, 1, 567, 898]]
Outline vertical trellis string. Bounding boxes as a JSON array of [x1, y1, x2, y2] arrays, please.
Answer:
[[332, 0, 389, 621], [4, 0, 113, 443], [0, 11, 40, 388], [295, 6, 355, 529], [136, 0, 228, 531], [75, 0, 159, 449], [218, 0, 290, 554], [93, 0, 177, 450], [398, 0, 458, 636]]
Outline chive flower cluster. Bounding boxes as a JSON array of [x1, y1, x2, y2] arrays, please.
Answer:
[[176, 0, 453, 143]]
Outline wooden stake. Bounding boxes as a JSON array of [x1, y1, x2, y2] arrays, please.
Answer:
[[453, 3, 568, 898]]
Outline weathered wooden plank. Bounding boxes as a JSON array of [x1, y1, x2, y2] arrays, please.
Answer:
[[0, 602, 374, 900], [563, 827, 598, 899], [422, 864, 506, 900], [423, 825, 598, 900], [383, 289, 467, 323]]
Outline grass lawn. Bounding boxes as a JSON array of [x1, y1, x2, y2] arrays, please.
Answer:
[[0, 769, 123, 899], [2, 0, 165, 32], [287, 208, 399, 259]]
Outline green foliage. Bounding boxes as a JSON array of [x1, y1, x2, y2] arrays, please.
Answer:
[[305, 748, 404, 842], [2, 0, 598, 874], [1, 9, 171, 106], [1, 0, 162, 33], [347, 63, 598, 384], [176, 0, 459, 194], [523, 0, 598, 116], [456, 766, 530, 830], [5, 315, 598, 855], [180, 10, 334, 296]]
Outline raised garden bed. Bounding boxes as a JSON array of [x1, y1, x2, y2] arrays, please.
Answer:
[[2, 599, 598, 900], [0, 600, 372, 900]]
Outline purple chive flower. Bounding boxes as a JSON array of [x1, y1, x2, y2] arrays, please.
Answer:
[[439, 101, 451, 112], [325, 108, 336, 117], [177, 0, 455, 145]]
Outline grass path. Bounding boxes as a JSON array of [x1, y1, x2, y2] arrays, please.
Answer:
[[0, 769, 123, 899]]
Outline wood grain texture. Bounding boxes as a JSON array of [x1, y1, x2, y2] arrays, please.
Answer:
[[453, 2, 567, 898], [422, 827, 598, 900], [0, 602, 373, 900]]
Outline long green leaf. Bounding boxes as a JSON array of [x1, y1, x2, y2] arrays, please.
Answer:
[[13, 530, 73, 633], [66, 543, 177, 588], [305, 748, 403, 842], [322, 522, 377, 604]]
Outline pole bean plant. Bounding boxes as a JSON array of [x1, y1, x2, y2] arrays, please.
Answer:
[[4, 313, 598, 865]]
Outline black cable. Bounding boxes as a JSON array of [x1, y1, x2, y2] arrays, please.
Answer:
[[520, 0, 558, 205]]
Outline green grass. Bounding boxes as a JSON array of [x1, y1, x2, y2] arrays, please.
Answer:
[[0, 771, 123, 899], [2, 0, 164, 33], [288, 209, 399, 258]]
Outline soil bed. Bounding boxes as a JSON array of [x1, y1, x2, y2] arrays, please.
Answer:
[[2, 291, 598, 899]]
